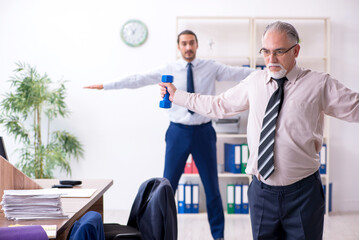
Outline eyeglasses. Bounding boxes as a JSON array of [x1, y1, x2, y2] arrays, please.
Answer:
[[259, 44, 297, 57]]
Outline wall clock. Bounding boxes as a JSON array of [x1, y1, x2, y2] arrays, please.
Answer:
[[120, 19, 148, 47]]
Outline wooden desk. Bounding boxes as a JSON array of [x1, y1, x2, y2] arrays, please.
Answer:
[[0, 179, 113, 240]]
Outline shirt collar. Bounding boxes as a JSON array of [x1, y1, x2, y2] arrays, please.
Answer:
[[265, 63, 301, 85], [178, 58, 199, 69]]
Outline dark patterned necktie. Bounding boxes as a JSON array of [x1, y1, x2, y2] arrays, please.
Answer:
[[187, 63, 194, 114], [258, 77, 287, 180]]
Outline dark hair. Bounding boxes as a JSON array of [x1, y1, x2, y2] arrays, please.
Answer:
[[262, 21, 299, 45], [177, 30, 198, 44]]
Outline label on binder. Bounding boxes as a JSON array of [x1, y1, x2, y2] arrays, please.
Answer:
[[227, 184, 235, 214]]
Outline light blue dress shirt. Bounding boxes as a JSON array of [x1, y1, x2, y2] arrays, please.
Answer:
[[104, 58, 255, 125]]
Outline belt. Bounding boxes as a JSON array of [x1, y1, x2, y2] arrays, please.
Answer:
[[253, 171, 320, 192]]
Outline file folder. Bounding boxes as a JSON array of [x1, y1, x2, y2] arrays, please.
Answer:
[[234, 184, 242, 214], [323, 183, 332, 212], [184, 155, 192, 174], [224, 143, 241, 173], [191, 184, 199, 213], [241, 144, 249, 173], [227, 184, 235, 214], [242, 185, 249, 214], [184, 184, 192, 213], [319, 144, 327, 174], [177, 184, 185, 214]]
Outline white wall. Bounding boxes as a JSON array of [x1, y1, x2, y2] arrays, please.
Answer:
[[0, 0, 358, 212]]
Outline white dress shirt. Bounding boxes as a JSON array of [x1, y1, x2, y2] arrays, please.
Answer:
[[104, 58, 255, 125], [174, 64, 359, 185]]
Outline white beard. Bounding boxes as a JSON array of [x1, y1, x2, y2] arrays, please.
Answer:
[[267, 63, 287, 79]]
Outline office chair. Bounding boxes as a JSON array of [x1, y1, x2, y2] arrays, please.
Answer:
[[103, 224, 141, 240], [104, 177, 178, 240]]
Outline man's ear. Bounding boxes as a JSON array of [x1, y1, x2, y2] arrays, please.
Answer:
[[294, 44, 300, 58]]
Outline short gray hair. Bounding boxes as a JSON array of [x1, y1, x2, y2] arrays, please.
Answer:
[[262, 21, 299, 45]]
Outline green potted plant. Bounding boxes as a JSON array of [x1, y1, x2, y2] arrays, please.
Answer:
[[0, 62, 83, 178]]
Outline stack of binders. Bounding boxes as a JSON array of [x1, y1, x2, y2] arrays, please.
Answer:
[[224, 143, 249, 174], [177, 183, 199, 214], [227, 184, 249, 214]]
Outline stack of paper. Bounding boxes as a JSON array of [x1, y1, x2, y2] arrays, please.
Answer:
[[0, 189, 68, 220], [41, 225, 57, 238]]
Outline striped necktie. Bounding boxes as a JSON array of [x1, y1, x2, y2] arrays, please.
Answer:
[[258, 77, 287, 180], [187, 62, 194, 114]]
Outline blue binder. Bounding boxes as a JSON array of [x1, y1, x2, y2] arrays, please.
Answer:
[[177, 184, 185, 214], [323, 183, 332, 212], [241, 184, 249, 214], [191, 184, 199, 213], [256, 65, 266, 70], [319, 144, 327, 174], [234, 184, 242, 214], [241, 144, 249, 173], [227, 184, 235, 214], [184, 183, 192, 213], [224, 143, 241, 173]]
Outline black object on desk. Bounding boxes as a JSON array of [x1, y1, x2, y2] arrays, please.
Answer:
[[52, 184, 73, 188], [60, 180, 82, 186]]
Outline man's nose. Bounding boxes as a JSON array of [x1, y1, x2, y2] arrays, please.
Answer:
[[268, 54, 278, 63]]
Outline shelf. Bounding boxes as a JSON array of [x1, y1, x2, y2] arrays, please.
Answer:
[[182, 172, 327, 179], [253, 17, 330, 21], [181, 173, 251, 178], [254, 56, 328, 60], [177, 212, 250, 217], [218, 173, 251, 178], [217, 133, 247, 138]]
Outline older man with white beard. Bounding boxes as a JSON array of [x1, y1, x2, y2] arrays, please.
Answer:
[[160, 21, 359, 240]]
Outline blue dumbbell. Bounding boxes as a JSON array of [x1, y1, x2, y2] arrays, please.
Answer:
[[159, 75, 174, 108]]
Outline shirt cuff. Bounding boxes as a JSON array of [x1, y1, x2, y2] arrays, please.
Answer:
[[103, 83, 112, 90], [173, 89, 190, 107]]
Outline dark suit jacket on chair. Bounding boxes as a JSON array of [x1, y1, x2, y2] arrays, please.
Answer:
[[127, 178, 177, 240], [68, 211, 105, 240]]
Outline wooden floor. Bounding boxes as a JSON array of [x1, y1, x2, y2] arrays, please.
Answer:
[[104, 210, 359, 240]]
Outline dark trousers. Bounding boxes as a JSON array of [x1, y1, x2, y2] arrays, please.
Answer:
[[248, 171, 325, 240], [163, 121, 224, 239]]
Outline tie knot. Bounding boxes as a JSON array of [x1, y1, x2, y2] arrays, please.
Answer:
[[273, 77, 287, 88], [187, 62, 192, 68]]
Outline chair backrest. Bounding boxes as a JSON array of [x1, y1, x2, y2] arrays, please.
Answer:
[[68, 211, 105, 240], [127, 178, 177, 240]]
